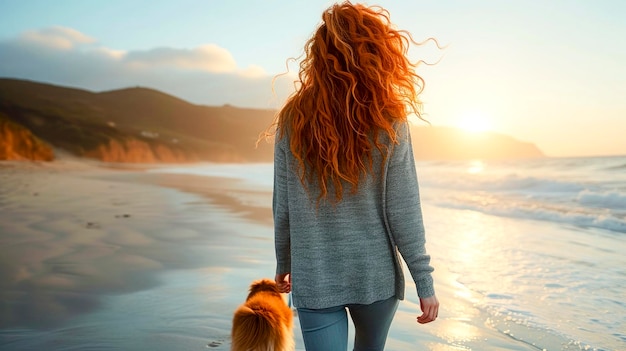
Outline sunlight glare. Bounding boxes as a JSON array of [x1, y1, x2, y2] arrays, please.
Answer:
[[458, 111, 492, 133], [467, 160, 484, 174]]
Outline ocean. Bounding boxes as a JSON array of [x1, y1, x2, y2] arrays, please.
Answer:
[[153, 155, 626, 350], [414, 155, 626, 351]]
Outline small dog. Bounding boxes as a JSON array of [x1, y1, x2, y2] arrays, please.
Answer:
[[231, 279, 294, 351]]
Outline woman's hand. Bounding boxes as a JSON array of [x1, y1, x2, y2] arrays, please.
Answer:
[[275, 273, 291, 293], [417, 295, 439, 324]]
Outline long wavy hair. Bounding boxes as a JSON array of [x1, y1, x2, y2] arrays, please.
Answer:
[[275, 1, 433, 203]]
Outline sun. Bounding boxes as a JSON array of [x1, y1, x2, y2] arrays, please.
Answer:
[[458, 111, 492, 133]]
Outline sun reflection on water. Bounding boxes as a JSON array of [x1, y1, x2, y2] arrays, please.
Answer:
[[467, 160, 484, 174], [424, 205, 518, 350], [436, 318, 481, 346]]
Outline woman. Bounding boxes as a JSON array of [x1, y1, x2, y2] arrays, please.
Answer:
[[272, 2, 439, 350]]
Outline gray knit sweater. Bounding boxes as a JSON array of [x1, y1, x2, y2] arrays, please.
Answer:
[[273, 122, 434, 309]]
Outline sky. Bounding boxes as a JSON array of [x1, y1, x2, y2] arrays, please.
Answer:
[[0, 0, 625, 157]]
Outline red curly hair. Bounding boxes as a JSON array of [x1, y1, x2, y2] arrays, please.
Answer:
[[276, 1, 430, 203]]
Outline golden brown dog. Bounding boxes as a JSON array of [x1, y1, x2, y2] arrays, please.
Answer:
[[231, 279, 294, 351]]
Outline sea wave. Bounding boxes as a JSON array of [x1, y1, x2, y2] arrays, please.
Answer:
[[603, 162, 626, 171], [418, 156, 626, 234], [435, 197, 626, 234], [149, 163, 274, 189], [577, 189, 626, 210]]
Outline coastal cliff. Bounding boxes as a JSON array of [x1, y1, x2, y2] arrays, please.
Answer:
[[0, 115, 54, 161], [83, 138, 192, 163]]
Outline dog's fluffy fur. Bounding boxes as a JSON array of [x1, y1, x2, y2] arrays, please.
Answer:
[[231, 279, 294, 351]]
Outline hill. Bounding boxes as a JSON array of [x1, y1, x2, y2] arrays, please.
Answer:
[[0, 78, 275, 162], [0, 78, 544, 163], [410, 126, 544, 160]]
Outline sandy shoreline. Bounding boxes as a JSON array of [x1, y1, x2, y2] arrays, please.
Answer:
[[0, 159, 552, 350], [0, 160, 283, 350]]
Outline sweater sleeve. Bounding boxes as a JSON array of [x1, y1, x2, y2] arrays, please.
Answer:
[[273, 135, 291, 275], [385, 123, 435, 298]]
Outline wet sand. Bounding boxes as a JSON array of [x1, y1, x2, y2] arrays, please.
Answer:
[[0, 160, 547, 350], [0, 160, 203, 328], [0, 159, 284, 350]]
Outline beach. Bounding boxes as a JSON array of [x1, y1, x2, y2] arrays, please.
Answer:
[[0, 158, 623, 350]]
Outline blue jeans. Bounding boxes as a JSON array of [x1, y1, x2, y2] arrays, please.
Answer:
[[296, 296, 399, 351]]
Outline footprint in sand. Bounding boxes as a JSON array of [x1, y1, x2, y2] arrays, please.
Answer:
[[206, 339, 225, 348], [86, 222, 101, 229]]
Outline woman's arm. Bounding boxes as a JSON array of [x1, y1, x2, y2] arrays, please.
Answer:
[[273, 135, 291, 280], [385, 122, 435, 299]]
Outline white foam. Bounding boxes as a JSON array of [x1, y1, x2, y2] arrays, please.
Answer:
[[149, 163, 274, 189], [577, 189, 626, 209]]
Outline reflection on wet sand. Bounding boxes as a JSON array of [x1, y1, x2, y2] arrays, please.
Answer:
[[0, 162, 269, 330]]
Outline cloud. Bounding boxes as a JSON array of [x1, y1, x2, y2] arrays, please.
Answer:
[[93, 47, 126, 60], [0, 27, 291, 108], [123, 45, 239, 73], [19, 26, 96, 50]]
